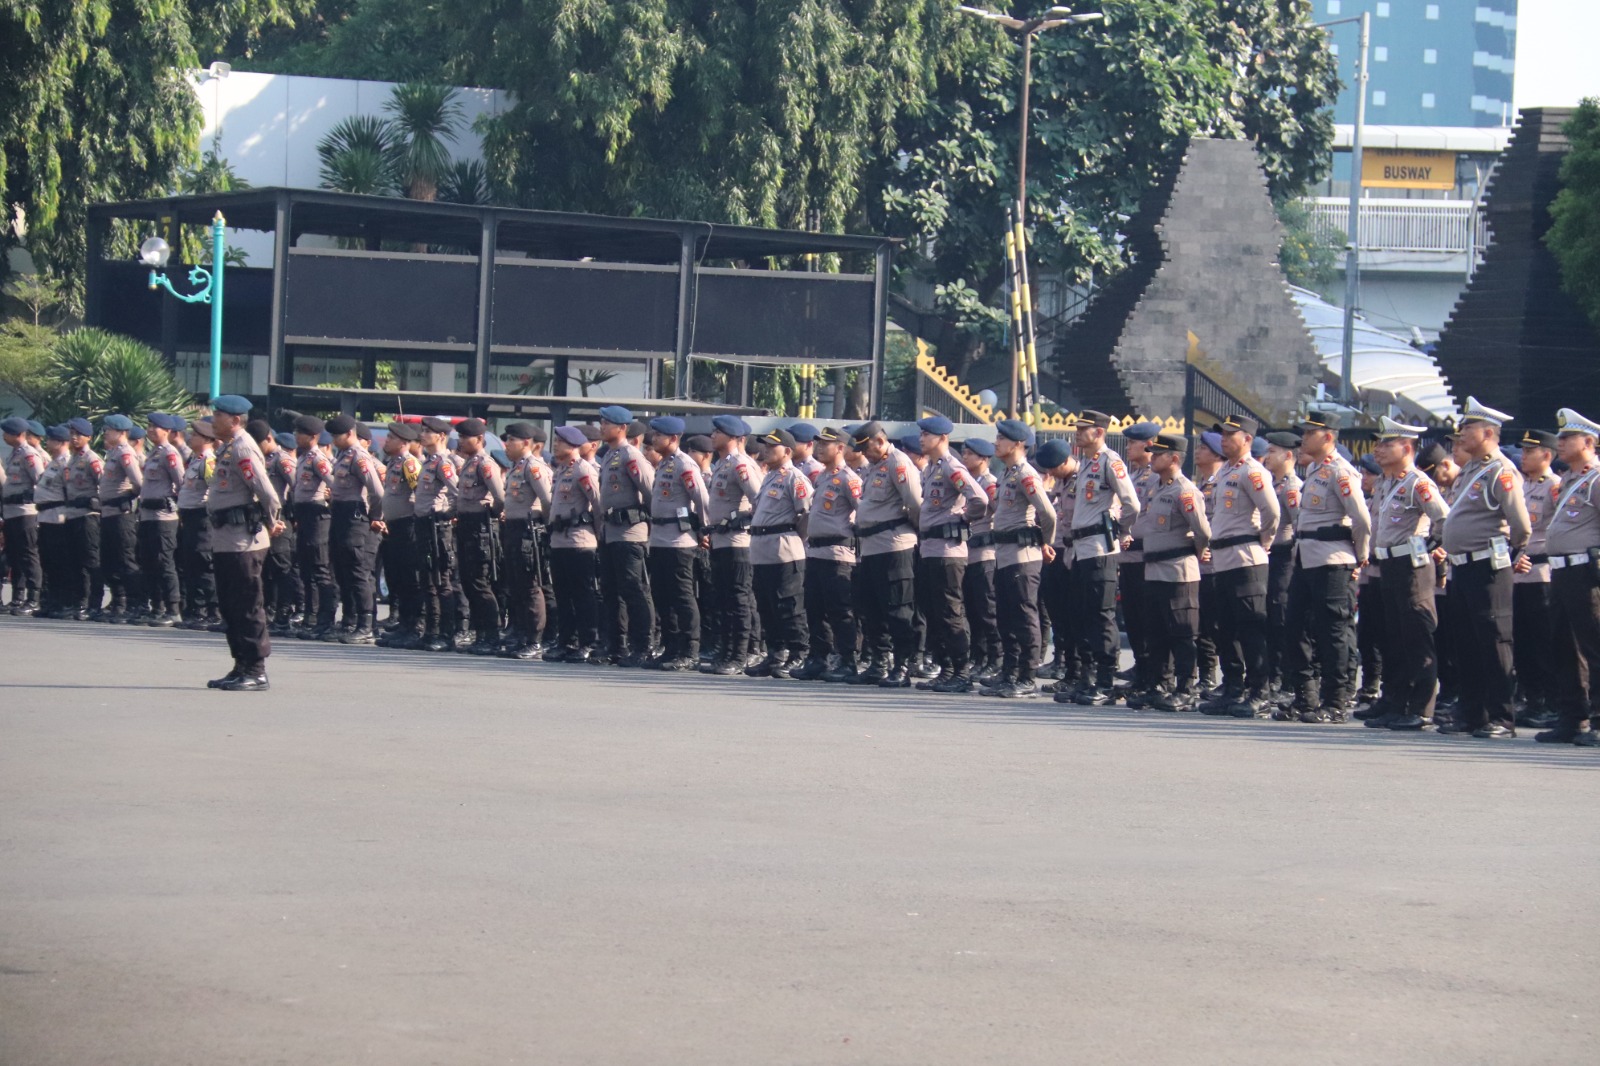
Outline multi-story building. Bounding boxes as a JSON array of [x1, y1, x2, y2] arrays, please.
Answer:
[[1320, 0, 1517, 128]]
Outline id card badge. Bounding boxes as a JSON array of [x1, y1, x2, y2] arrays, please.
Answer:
[[1489, 535, 1512, 571], [1409, 535, 1430, 569]]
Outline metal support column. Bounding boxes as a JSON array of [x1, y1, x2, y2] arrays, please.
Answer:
[[267, 192, 292, 397], [473, 214, 498, 394], [867, 243, 892, 418], [159, 214, 181, 372], [673, 229, 697, 399]]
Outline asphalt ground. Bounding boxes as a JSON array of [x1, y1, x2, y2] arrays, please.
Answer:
[[1, 615, 1597, 1065]]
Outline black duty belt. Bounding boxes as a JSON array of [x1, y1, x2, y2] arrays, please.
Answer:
[[3, 490, 34, 504], [548, 514, 593, 534], [293, 500, 330, 512], [1301, 525, 1354, 543], [922, 521, 970, 542], [750, 522, 797, 536], [138, 498, 176, 513], [1210, 533, 1260, 550], [710, 514, 753, 534], [208, 503, 263, 530], [1527, 553, 1550, 565], [101, 498, 136, 515], [1071, 522, 1116, 541], [1125, 537, 1143, 552], [457, 510, 492, 524], [1145, 543, 1197, 563], [969, 530, 995, 549], [807, 534, 853, 548], [858, 517, 912, 538], [650, 516, 686, 525], [992, 527, 1045, 546], [68, 497, 98, 511], [605, 506, 646, 526], [1270, 541, 1294, 554], [36, 499, 65, 511]]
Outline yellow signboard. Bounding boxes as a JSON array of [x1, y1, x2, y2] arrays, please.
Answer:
[[1362, 148, 1456, 191]]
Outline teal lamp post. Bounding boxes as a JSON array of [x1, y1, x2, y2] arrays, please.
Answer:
[[141, 210, 226, 399]]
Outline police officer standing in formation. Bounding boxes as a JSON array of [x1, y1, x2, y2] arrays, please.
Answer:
[[290, 416, 336, 637], [597, 405, 655, 666], [453, 418, 505, 654], [701, 415, 760, 674], [645, 415, 709, 669], [1357, 417, 1450, 731], [1116, 422, 1160, 702], [1278, 411, 1371, 723], [374, 421, 424, 648], [850, 421, 923, 686], [2, 417, 46, 614], [746, 427, 811, 677], [137, 413, 186, 626], [96, 414, 144, 621], [981, 419, 1056, 697], [500, 423, 553, 660], [959, 437, 1001, 682], [1512, 428, 1560, 728], [205, 395, 283, 691], [1059, 410, 1140, 705], [546, 424, 601, 661], [912, 414, 989, 692], [799, 425, 862, 681], [1438, 398, 1530, 737], [1534, 408, 1600, 746], [1134, 433, 1211, 711]]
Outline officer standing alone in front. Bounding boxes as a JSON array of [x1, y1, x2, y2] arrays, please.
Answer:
[[205, 396, 284, 691]]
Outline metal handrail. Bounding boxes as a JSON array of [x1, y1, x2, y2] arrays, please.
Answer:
[[1301, 196, 1490, 255]]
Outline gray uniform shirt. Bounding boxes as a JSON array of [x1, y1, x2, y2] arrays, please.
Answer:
[[293, 449, 334, 506], [706, 450, 762, 549], [1516, 470, 1560, 583], [749, 463, 810, 565], [455, 453, 505, 516], [917, 452, 987, 560], [1441, 455, 1531, 554], [857, 446, 921, 557], [549, 457, 601, 550], [413, 451, 459, 517], [1295, 455, 1372, 567], [1273, 471, 1302, 547], [2, 442, 46, 518], [330, 446, 385, 515], [98, 441, 143, 510], [504, 456, 553, 523], [1207, 457, 1280, 572], [1543, 462, 1600, 556], [992, 460, 1057, 569], [138, 442, 184, 522], [380, 451, 422, 521], [1069, 447, 1140, 562], [1121, 462, 1157, 564], [1138, 474, 1212, 583], [648, 450, 710, 549], [806, 463, 861, 564], [969, 469, 999, 564], [206, 430, 281, 553], [63, 446, 103, 519], [35, 452, 69, 525], [599, 442, 654, 545], [1373, 468, 1450, 550], [177, 450, 212, 511]]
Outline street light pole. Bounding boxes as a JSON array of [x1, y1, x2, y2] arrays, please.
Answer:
[[1321, 12, 1370, 406], [142, 211, 227, 400]]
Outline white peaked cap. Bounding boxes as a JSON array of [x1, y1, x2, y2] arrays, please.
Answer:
[[1557, 408, 1600, 437], [1460, 396, 1514, 427], [1376, 416, 1427, 440]]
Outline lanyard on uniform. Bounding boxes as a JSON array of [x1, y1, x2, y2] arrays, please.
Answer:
[[1455, 460, 1500, 508], [1556, 467, 1600, 516], [1379, 472, 1412, 519]]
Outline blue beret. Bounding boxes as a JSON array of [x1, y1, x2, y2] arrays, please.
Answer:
[[0, 417, 27, 435], [960, 437, 995, 458], [1035, 439, 1072, 469], [212, 394, 252, 415], [712, 414, 750, 437], [1358, 454, 1381, 475], [917, 415, 954, 436], [1336, 444, 1355, 463], [788, 421, 819, 443], [1199, 431, 1224, 456], [1122, 421, 1161, 442], [1250, 436, 1269, 459], [102, 414, 134, 431], [25, 419, 44, 438], [67, 417, 93, 436], [274, 432, 296, 451], [554, 425, 586, 447], [318, 430, 333, 446], [598, 405, 633, 425], [896, 433, 923, 456], [127, 425, 146, 441], [46, 424, 71, 442], [995, 418, 1034, 447], [489, 448, 511, 470], [649, 415, 686, 436]]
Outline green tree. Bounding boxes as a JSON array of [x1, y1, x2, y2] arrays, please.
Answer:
[[384, 83, 462, 202], [3, 270, 65, 327], [25, 328, 198, 425], [1276, 196, 1343, 292], [317, 114, 402, 196], [1548, 98, 1600, 333], [439, 158, 491, 206]]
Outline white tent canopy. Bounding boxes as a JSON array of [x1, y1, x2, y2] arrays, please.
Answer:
[[1291, 287, 1457, 420]]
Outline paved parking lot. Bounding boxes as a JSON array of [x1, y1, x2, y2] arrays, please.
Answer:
[[1, 616, 1596, 1065]]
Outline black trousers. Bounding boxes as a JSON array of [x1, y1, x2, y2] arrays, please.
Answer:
[[1378, 556, 1439, 716], [294, 506, 335, 625], [455, 513, 499, 633], [415, 515, 457, 636], [331, 503, 375, 624], [1214, 563, 1270, 695], [754, 559, 807, 656], [1072, 554, 1120, 670], [995, 560, 1043, 680], [1449, 559, 1516, 731], [1197, 572, 1219, 683], [1434, 585, 1458, 698], [1120, 561, 1148, 685], [1512, 581, 1553, 703], [963, 558, 999, 664], [600, 540, 653, 653], [1040, 555, 1073, 661], [710, 546, 756, 661], [38, 521, 66, 609], [501, 520, 547, 643], [648, 545, 699, 657], [1356, 577, 1385, 694], [380, 516, 421, 627], [100, 510, 141, 608], [5, 514, 40, 596], [857, 549, 916, 661], [916, 554, 969, 666], [64, 514, 100, 609], [537, 528, 557, 642], [806, 557, 857, 661], [1549, 564, 1600, 729], [177, 509, 215, 615], [550, 546, 599, 651], [1145, 579, 1200, 692], [1283, 563, 1356, 705], [695, 547, 715, 652], [136, 520, 181, 611], [214, 547, 270, 673], [263, 526, 300, 617], [1265, 544, 1295, 684]]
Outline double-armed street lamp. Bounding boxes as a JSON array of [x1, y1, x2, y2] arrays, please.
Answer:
[[140, 210, 227, 400]]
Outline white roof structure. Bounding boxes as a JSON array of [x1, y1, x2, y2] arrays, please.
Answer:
[[1331, 124, 1512, 153], [1291, 287, 1457, 420]]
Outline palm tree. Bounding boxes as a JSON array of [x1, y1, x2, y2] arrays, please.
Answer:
[[439, 159, 491, 206], [31, 329, 197, 425], [384, 83, 463, 202], [317, 115, 402, 196]]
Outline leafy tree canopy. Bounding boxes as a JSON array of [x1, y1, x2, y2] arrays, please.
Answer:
[[1547, 99, 1600, 334]]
